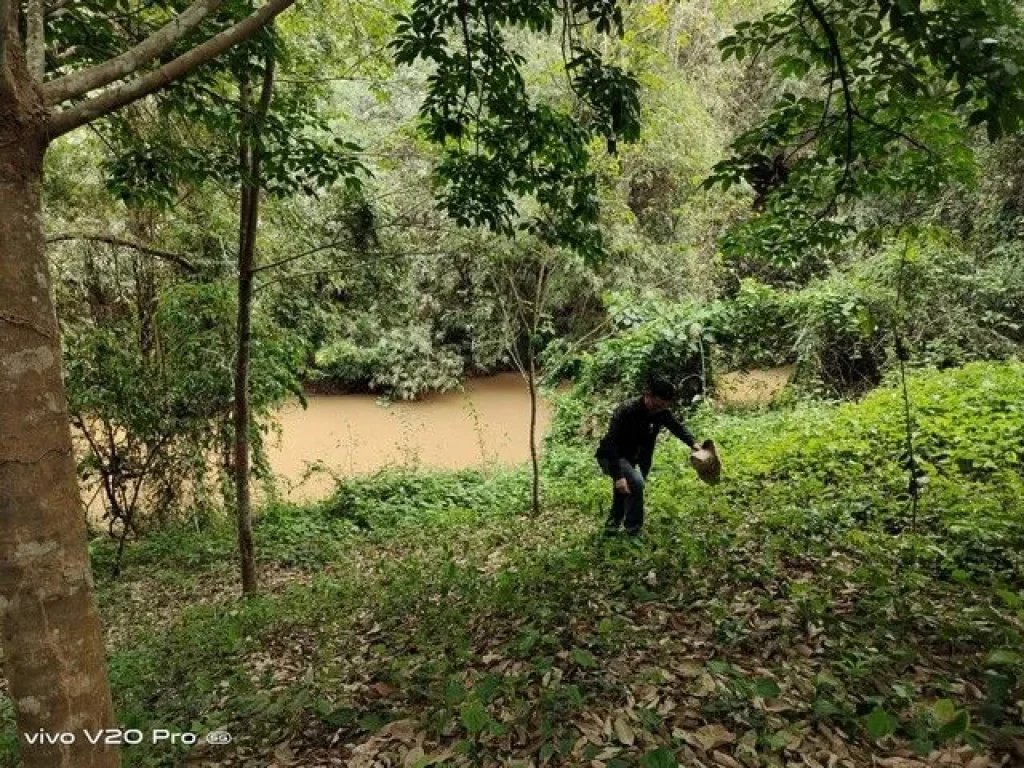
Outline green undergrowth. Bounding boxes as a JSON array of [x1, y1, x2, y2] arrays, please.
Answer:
[[4, 362, 1023, 767]]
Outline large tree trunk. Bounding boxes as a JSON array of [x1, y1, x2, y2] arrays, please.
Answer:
[[0, 115, 120, 766]]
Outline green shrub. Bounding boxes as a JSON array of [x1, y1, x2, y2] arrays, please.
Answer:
[[64, 281, 303, 531], [661, 361, 1024, 580], [706, 232, 1024, 397], [313, 326, 464, 400], [791, 273, 889, 395], [852, 234, 1024, 369], [711, 279, 798, 369], [312, 338, 378, 391], [786, 232, 1024, 395], [321, 466, 529, 530], [548, 294, 714, 442]]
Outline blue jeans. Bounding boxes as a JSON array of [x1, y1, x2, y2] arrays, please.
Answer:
[[598, 458, 646, 533]]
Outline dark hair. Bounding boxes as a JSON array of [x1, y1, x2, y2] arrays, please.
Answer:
[[648, 378, 676, 401]]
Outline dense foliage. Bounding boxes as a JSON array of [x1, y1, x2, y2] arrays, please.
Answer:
[[4, 363, 1020, 766], [15, 0, 1024, 763]]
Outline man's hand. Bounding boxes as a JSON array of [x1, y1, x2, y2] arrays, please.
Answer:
[[614, 478, 631, 495]]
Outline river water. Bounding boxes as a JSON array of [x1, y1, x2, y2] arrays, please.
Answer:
[[265, 373, 554, 500], [83, 367, 793, 514], [263, 366, 794, 501]]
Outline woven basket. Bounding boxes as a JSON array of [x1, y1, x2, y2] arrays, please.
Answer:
[[689, 439, 722, 485]]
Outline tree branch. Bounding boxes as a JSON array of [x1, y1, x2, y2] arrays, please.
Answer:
[[26, 0, 45, 81], [256, 43, 275, 117], [43, 0, 224, 105], [251, 249, 450, 292], [249, 239, 346, 274], [47, 0, 296, 138], [45, 0, 72, 18], [852, 106, 933, 154], [47, 232, 198, 272], [805, 0, 854, 219]]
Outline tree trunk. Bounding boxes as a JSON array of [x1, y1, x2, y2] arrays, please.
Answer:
[[526, 261, 548, 517], [233, 260, 257, 592], [526, 344, 540, 516], [234, 69, 257, 595], [233, 50, 273, 595], [0, 118, 120, 766]]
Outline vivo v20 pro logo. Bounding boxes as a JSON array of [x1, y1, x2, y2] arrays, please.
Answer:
[[24, 729, 232, 746]]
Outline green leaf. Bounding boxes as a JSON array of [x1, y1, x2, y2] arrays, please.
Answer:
[[865, 705, 897, 740], [444, 679, 467, 705], [753, 678, 781, 699], [911, 737, 934, 756], [572, 648, 597, 667], [539, 742, 555, 762], [474, 674, 503, 704], [937, 709, 969, 742], [460, 699, 489, 735], [985, 649, 1022, 666], [640, 747, 679, 768], [932, 698, 957, 724]]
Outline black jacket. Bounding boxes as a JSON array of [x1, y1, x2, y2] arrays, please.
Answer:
[[595, 396, 695, 480]]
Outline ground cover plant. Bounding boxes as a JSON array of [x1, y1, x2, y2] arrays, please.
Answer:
[[2, 362, 1018, 767]]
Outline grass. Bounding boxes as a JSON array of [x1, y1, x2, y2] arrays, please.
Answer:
[[2, 362, 1023, 767]]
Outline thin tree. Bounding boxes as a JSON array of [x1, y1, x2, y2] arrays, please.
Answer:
[[0, 2, 297, 766], [493, 247, 557, 516], [234, 44, 275, 594]]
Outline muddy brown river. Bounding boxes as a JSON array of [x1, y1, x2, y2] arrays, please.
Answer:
[[82, 366, 792, 514], [265, 373, 554, 500], [265, 365, 793, 501]]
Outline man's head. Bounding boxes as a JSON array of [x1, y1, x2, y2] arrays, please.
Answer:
[[643, 379, 676, 412]]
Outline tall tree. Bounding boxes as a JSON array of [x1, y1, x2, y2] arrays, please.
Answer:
[[99, 23, 363, 592], [0, 2, 297, 765], [234, 44, 276, 594], [395, 0, 643, 512], [394, 0, 642, 262]]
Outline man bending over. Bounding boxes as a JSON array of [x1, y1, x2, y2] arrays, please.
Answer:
[[595, 379, 699, 535]]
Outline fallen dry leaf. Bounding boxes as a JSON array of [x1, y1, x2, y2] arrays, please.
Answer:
[[613, 716, 635, 746], [695, 724, 735, 752], [379, 718, 418, 743]]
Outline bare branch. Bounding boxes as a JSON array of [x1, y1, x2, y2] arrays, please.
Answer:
[[250, 239, 349, 274], [47, 0, 296, 138], [43, 0, 224, 105], [252, 250, 450, 292], [26, 0, 45, 81], [45, 0, 72, 18], [47, 232, 198, 272], [49, 44, 82, 65]]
